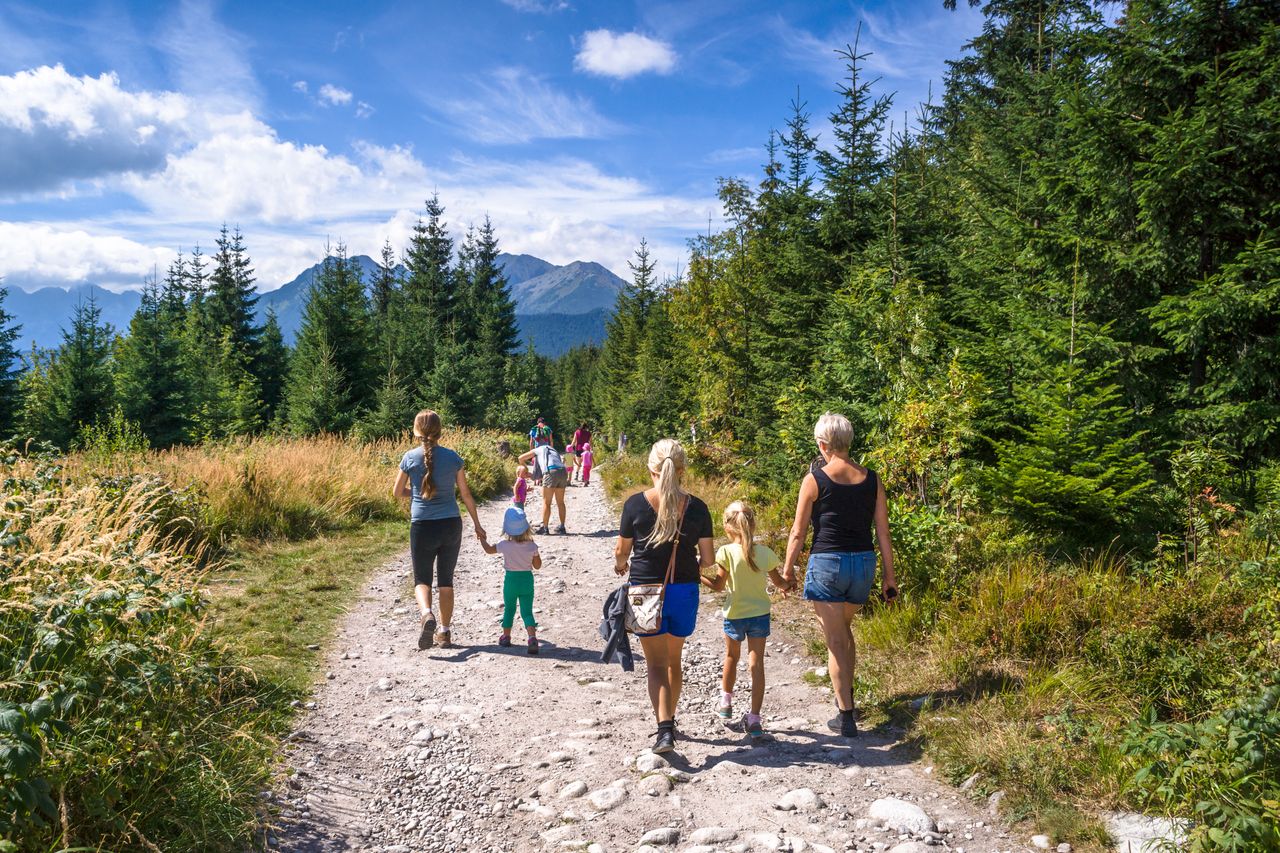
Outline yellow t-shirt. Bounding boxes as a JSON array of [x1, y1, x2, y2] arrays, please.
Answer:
[[716, 542, 781, 620]]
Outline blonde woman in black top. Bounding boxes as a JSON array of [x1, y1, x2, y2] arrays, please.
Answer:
[[781, 413, 898, 738], [613, 439, 715, 753]]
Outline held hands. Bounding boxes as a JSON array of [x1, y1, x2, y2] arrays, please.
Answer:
[[476, 526, 488, 544], [613, 560, 628, 577]]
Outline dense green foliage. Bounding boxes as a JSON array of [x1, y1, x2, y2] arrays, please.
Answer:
[[578, 1, 1280, 846]]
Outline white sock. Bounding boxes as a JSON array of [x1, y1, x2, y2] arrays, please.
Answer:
[[440, 624, 449, 631], [721, 690, 733, 705]]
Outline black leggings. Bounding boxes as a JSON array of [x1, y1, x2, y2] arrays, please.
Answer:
[[410, 517, 462, 588]]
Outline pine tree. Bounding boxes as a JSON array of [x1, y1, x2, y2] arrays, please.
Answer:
[[115, 278, 190, 446], [48, 298, 115, 447], [358, 357, 415, 440], [287, 335, 349, 435], [257, 309, 290, 425], [0, 283, 23, 435], [598, 240, 659, 436], [207, 225, 261, 360], [372, 238, 400, 317], [285, 246, 375, 432]]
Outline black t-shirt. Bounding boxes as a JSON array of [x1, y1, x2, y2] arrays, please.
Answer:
[[620, 492, 714, 585]]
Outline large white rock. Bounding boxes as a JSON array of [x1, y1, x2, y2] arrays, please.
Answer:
[[557, 780, 588, 799], [635, 752, 670, 773], [689, 827, 737, 845], [638, 827, 680, 846], [586, 785, 628, 812], [868, 798, 937, 834], [775, 788, 825, 812], [1105, 812, 1189, 853]]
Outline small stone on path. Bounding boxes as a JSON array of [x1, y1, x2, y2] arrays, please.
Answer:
[[868, 798, 936, 834], [775, 788, 824, 812], [638, 826, 679, 846]]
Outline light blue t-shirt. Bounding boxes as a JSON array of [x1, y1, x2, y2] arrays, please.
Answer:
[[400, 445, 464, 521]]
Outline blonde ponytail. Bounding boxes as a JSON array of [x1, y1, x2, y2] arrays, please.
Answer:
[[413, 410, 443, 500], [723, 500, 760, 572], [647, 438, 688, 545]]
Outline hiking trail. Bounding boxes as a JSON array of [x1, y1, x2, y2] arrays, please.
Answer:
[[273, 477, 1028, 853]]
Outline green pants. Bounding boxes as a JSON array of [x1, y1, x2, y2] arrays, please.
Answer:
[[502, 571, 537, 629]]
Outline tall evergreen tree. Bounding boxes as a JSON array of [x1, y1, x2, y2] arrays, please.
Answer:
[[285, 245, 375, 432], [0, 283, 22, 435], [258, 309, 290, 425], [115, 278, 190, 446], [48, 298, 115, 447], [207, 225, 261, 359]]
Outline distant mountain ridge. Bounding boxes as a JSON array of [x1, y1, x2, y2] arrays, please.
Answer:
[[1, 252, 623, 355]]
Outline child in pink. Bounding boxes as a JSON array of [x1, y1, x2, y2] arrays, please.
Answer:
[[513, 465, 529, 509], [580, 443, 594, 485]]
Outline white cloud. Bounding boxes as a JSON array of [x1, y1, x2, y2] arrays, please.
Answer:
[[434, 67, 621, 144], [0, 221, 174, 289], [292, 80, 309, 94], [0, 65, 191, 194], [355, 100, 375, 119], [157, 0, 261, 112], [501, 0, 570, 12], [318, 83, 353, 106], [574, 30, 676, 79]]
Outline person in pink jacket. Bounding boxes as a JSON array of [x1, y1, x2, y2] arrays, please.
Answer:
[[580, 443, 594, 486]]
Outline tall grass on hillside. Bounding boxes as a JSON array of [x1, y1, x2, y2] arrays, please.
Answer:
[[65, 430, 510, 548], [0, 445, 279, 852]]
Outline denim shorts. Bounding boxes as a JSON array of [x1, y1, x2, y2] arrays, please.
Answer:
[[636, 582, 699, 638], [723, 613, 771, 641], [803, 551, 876, 604]]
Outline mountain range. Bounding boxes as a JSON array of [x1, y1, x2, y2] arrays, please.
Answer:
[[0, 253, 622, 358]]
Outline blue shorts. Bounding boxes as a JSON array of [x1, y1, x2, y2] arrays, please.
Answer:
[[804, 551, 876, 604], [723, 613, 771, 641], [636, 582, 699, 638]]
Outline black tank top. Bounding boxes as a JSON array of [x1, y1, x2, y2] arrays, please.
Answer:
[[810, 467, 877, 554]]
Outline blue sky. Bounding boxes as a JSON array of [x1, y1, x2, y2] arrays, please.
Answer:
[[0, 0, 983, 291]]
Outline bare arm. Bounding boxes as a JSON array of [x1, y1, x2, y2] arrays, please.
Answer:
[[697, 537, 716, 570], [704, 564, 728, 591], [478, 539, 498, 555], [455, 469, 487, 542], [614, 536, 634, 576], [874, 479, 897, 595], [393, 469, 413, 499], [782, 474, 818, 581], [517, 449, 537, 465]]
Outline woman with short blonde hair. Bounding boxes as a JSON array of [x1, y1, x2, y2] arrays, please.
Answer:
[[781, 412, 898, 738], [613, 439, 715, 754]]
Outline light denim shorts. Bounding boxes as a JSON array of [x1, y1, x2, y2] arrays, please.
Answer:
[[803, 551, 876, 604], [723, 613, 771, 641]]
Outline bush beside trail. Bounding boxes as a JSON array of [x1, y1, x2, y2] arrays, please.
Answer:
[[0, 432, 512, 852]]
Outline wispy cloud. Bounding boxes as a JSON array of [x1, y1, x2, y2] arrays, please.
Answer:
[[433, 67, 621, 145], [500, 0, 570, 13], [574, 30, 677, 79], [317, 83, 352, 106], [157, 0, 261, 112]]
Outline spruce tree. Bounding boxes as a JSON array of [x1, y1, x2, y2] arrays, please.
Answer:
[[285, 246, 375, 432], [207, 225, 261, 359], [115, 278, 190, 446], [48, 298, 115, 447], [287, 335, 349, 435], [0, 283, 23, 435], [258, 309, 290, 425], [372, 238, 400, 317]]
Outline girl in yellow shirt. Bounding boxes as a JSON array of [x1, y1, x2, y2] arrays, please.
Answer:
[[702, 500, 791, 738]]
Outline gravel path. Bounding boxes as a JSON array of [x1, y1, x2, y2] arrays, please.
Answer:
[[272, 478, 1034, 853]]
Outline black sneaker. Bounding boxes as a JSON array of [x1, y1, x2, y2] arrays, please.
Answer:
[[555, 524, 567, 535], [653, 728, 675, 754], [840, 708, 858, 738], [535, 524, 550, 535]]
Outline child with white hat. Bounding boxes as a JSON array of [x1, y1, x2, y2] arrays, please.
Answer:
[[479, 507, 542, 654]]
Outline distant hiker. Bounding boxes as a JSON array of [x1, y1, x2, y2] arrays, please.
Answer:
[[572, 422, 592, 455], [613, 439, 714, 754], [513, 464, 530, 510], [702, 500, 790, 740], [518, 444, 568, 535], [781, 413, 898, 738], [478, 507, 542, 655], [563, 443, 579, 484], [529, 416, 554, 450], [579, 443, 594, 486], [393, 410, 487, 651], [618, 432, 628, 453]]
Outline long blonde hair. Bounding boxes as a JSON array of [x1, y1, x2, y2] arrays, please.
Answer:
[[413, 410, 443, 500], [646, 438, 688, 545], [723, 500, 760, 571]]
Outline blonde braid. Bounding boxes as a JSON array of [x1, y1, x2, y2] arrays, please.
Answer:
[[413, 410, 443, 500]]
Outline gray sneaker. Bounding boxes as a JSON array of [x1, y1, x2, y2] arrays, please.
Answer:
[[555, 524, 567, 535]]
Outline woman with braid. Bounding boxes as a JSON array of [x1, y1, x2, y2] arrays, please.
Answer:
[[393, 410, 487, 649]]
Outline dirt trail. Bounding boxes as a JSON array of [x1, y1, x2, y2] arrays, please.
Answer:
[[274, 477, 1025, 853]]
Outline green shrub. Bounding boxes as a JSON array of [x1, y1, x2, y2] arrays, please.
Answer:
[[1123, 680, 1280, 851], [0, 443, 280, 852]]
